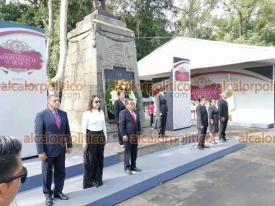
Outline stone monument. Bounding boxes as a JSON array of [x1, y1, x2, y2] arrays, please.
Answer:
[[61, 10, 146, 140]]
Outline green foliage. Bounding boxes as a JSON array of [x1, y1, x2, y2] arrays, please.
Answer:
[[104, 83, 115, 119], [213, 0, 275, 45], [123, 13, 173, 60], [177, 0, 217, 39], [133, 90, 143, 118], [177, 0, 275, 46], [46, 0, 60, 79], [115, 0, 177, 60], [67, 0, 92, 32], [0, 2, 45, 27]]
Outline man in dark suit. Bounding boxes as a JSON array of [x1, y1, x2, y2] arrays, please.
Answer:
[[35, 94, 73, 206], [196, 97, 209, 150], [114, 91, 126, 146], [155, 90, 168, 138], [119, 98, 142, 175], [218, 92, 229, 142]]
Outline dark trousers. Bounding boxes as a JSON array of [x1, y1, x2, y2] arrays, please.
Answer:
[[83, 130, 105, 189], [158, 113, 167, 137], [117, 123, 123, 145], [150, 114, 154, 127], [198, 127, 207, 146], [124, 136, 138, 170], [42, 153, 65, 196], [219, 118, 228, 140]]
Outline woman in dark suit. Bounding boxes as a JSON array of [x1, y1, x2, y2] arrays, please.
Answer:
[[208, 99, 219, 144]]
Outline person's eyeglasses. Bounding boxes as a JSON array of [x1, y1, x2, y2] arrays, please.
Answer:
[[0, 166, 28, 184], [94, 100, 101, 104]]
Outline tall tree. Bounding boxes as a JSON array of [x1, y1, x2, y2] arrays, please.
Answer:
[[45, 0, 53, 75], [214, 0, 275, 45], [177, 0, 218, 39], [111, 0, 176, 60], [52, 0, 68, 81]]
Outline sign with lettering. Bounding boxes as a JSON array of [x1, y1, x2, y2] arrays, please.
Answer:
[[0, 45, 42, 71], [0, 21, 47, 158], [191, 84, 221, 100]]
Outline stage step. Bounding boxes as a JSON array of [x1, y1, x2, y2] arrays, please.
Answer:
[[16, 139, 245, 206], [20, 152, 119, 192]]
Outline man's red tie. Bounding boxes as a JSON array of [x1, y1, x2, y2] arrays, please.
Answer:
[[130, 111, 137, 122], [54, 111, 60, 129]]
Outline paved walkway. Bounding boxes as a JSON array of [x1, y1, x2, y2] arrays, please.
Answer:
[[118, 128, 275, 206]]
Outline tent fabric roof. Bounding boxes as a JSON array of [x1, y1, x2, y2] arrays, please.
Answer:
[[138, 37, 275, 79]]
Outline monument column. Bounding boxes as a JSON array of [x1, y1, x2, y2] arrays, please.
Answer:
[[61, 10, 146, 139]]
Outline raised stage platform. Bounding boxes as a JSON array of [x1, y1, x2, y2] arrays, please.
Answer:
[[15, 139, 245, 206]]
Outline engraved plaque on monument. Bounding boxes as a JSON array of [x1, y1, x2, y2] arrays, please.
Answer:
[[103, 67, 137, 120]]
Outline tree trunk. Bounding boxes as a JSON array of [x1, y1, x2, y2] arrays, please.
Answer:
[[92, 0, 97, 11], [91, 0, 93, 11], [52, 0, 68, 82], [45, 0, 53, 77]]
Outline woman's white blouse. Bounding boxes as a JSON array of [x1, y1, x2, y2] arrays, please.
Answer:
[[82, 110, 107, 142]]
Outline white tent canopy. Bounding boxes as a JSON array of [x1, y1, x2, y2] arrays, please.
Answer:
[[138, 37, 275, 80]]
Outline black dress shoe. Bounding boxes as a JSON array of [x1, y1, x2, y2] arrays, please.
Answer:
[[125, 169, 133, 175], [54, 192, 69, 200], [83, 183, 95, 189], [45, 196, 53, 206], [131, 167, 142, 172], [95, 180, 103, 188], [197, 145, 204, 150], [219, 137, 227, 142]]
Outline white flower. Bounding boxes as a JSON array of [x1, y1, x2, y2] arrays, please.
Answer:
[[110, 90, 118, 105]]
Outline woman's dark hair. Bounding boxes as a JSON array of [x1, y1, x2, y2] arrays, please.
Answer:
[[0, 136, 22, 182], [197, 96, 205, 103], [87, 95, 101, 112]]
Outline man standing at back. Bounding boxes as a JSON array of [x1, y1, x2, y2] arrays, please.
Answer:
[[155, 89, 168, 138], [35, 94, 73, 206], [196, 97, 209, 150], [114, 90, 126, 147], [218, 92, 229, 142]]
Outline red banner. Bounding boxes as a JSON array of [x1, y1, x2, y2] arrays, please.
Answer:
[[0, 47, 42, 70], [191, 84, 221, 100]]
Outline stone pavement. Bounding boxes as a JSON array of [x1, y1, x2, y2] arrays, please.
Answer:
[[118, 128, 275, 206]]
